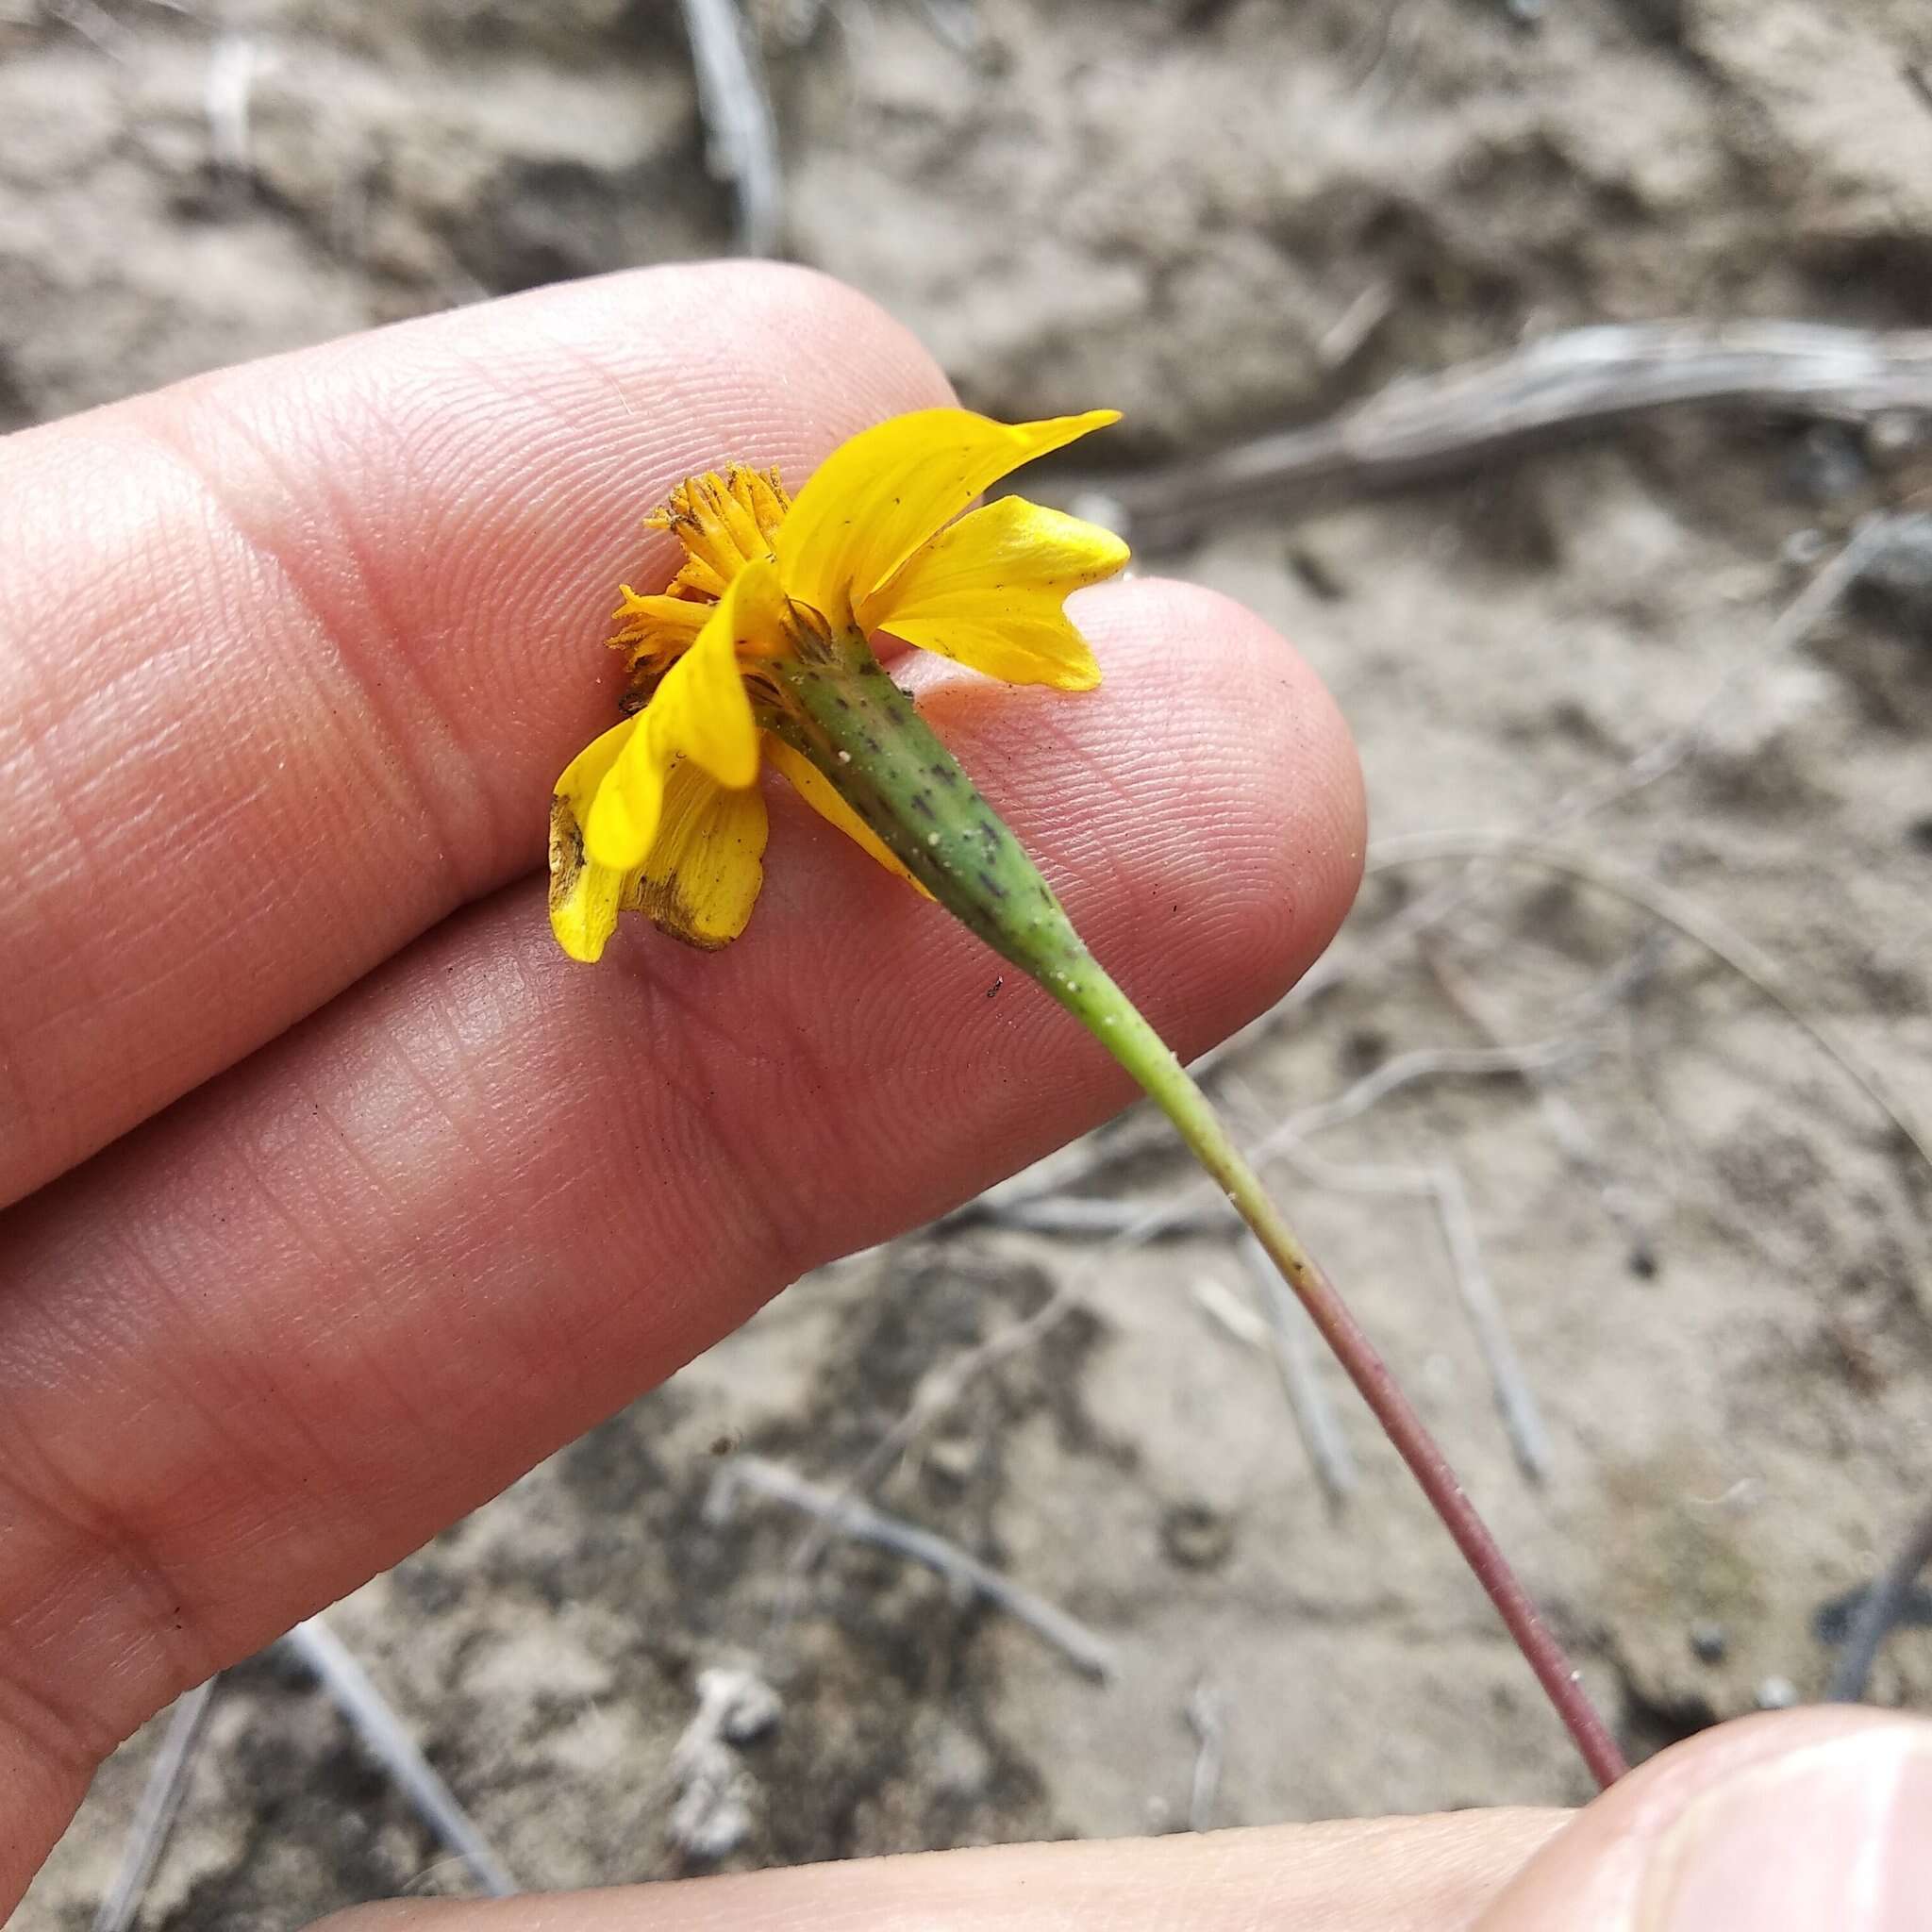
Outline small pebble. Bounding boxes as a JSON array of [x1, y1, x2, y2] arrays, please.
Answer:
[[1866, 409, 1930, 463], [1160, 1500, 1235, 1571], [1790, 424, 1868, 504], [922, 1436, 978, 1491], [1756, 1674, 1801, 1710], [1780, 526, 1830, 571], [1689, 1620, 1728, 1664]]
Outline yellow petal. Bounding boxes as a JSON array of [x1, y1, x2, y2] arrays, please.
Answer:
[[585, 561, 780, 870], [555, 713, 637, 825], [584, 725, 671, 872], [763, 735, 934, 900], [775, 408, 1119, 628], [645, 567, 772, 786], [862, 496, 1126, 690], [631, 755, 770, 950], [548, 718, 640, 962], [549, 819, 630, 962]]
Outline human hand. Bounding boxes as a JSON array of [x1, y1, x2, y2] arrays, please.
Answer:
[[0, 260, 1360, 1912], [9, 262, 1921, 1932]]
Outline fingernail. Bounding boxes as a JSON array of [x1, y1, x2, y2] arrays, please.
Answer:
[[1639, 1729, 1932, 1932]]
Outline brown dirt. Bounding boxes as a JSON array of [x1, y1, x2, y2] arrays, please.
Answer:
[[9, 0, 1932, 1924]]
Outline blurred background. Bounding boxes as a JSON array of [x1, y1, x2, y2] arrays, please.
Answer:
[[8, 0, 1932, 1924]]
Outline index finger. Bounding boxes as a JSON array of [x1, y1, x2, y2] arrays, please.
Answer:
[[0, 264, 952, 1207]]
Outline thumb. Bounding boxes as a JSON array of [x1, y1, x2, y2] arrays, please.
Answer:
[[1476, 1707, 1932, 1931]]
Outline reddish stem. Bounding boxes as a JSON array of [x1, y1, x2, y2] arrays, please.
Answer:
[[1253, 1224, 1628, 1789], [1074, 981, 1629, 1790]]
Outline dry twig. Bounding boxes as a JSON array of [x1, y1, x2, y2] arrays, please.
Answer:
[[1105, 324, 1932, 541], [46, 0, 130, 56], [1828, 1500, 1932, 1704], [92, 1680, 216, 1932], [677, 0, 783, 256], [910, 0, 981, 53], [280, 1619, 517, 1899], [204, 34, 269, 184], [986, 1036, 1589, 1214], [1269, 1141, 1554, 1481], [1367, 831, 1932, 1182], [947, 1192, 1218, 1239], [1185, 1677, 1225, 1832], [781, 1032, 1597, 1613], [1428, 938, 1670, 1270], [715, 1456, 1119, 1679]]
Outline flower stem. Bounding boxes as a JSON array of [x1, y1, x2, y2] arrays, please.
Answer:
[[780, 638, 1628, 1790], [1049, 961, 1628, 1791]]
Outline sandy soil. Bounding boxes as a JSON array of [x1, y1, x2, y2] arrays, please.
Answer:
[[8, 0, 1932, 1924]]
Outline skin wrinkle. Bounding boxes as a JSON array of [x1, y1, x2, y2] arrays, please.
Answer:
[[6, 1044, 519, 1742], [150, 1108, 426, 1550], [1, 469, 414, 1203], [728, 789, 1055, 1190], [6, 1143, 389, 1705], [0, 1637, 97, 1840], [0, 552, 181, 978], [601, 960, 805, 1296], [698, 822, 898, 1178], [391, 332, 660, 718], [262, 396, 522, 892], [452, 316, 649, 448], [0, 1398, 215, 1774], [363, 958, 710, 1414], [134, 403, 494, 910], [303, 1157, 581, 1447], [459, 928, 791, 1350]]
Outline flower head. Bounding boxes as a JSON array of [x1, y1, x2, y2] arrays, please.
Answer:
[[548, 408, 1127, 960]]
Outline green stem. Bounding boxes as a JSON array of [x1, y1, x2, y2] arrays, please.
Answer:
[[779, 639, 1628, 1791]]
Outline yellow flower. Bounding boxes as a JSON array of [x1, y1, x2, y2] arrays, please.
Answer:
[[548, 408, 1127, 961]]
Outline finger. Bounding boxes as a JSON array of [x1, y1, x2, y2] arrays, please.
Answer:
[[0, 262, 953, 1208], [0, 579, 1364, 1906], [1474, 1707, 1932, 1931], [316, 1809, 1565, 1932]]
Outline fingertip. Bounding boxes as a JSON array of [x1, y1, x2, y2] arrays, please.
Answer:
[[660, 259, 954, 421], [1476, 1708, 1932, 1930], [1086, 571, 1367, 952]]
